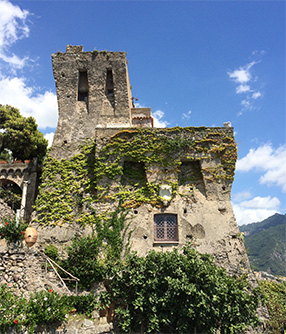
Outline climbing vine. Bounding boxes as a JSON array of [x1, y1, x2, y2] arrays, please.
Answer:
[[34, 127, 237, 226]]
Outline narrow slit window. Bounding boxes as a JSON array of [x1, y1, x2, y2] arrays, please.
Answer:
[[106, 69, 115, 108], [154, 214, 178, 242], [78, 70, 88, 102], [106, 69, 114, 96]]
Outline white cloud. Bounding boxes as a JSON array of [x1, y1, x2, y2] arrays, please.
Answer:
[[44, 132, 55, 147], [228, 61, 256, 84], [228, 59, 263, 112], [252, 91, 261, 99], [0, 0, 30, 68], [153, 110, 168, 128], [134, 102, 145, 109], [232, 191, 252, 202], [0, 75, 58, 129], [236, 84, 251, 94], [252, 50, 266, 57], [233, 202, 279, 226], [182, 110, 192, 120], [236, 143, 286, 192], [239, 196, 280, 210], [241, 99, 252, 110], [232, 193, 280, 225]]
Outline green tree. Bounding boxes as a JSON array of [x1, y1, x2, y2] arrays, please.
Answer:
[[0, 104, 48, 162], [100, 246, 261, 333]]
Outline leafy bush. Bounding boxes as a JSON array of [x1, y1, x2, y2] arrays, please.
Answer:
[[25, 289, 71, 332], [0, 217, 28, 244], [259, 280, 286, 333], [100, 246, 261, 334], [60, 206, 129, 290], [61, 234, 106, 289], [0, 285, 98, 333], [44, 244, 59, 261], [0, 284, 26, 333], [62, 293, 98, 317]]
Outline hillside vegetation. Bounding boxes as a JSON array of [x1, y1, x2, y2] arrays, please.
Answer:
[[239, 213, 286, 276]]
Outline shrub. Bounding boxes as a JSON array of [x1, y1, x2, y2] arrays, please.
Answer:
[[259, 280, 286, 333], [44, 244, 59, 261], [0, 284, 26, 333], [0, 217, 28, 244], [62, 293, 98, 317], [0, 284, 99, 333], [61, 234, 106, 289], [100, 246, 261, 334], [25, 289, 71, 332]]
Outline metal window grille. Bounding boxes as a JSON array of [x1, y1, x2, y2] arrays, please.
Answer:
[[154, 214, 178, 241]]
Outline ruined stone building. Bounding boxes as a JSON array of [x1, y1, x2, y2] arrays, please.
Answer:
[[33, 45, 249, 276]]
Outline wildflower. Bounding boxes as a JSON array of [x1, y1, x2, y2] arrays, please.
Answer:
[[33, 299, 37, 303], [14, 319, 18, 324], [5, 222, 8, 225], [49, 289, 52, 293], [21, 231, 24, 234], [44, 297, 47, 301]]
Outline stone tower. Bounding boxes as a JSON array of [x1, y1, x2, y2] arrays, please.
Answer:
[[43, 45, 251, 278], [52, 45, 152, 156]]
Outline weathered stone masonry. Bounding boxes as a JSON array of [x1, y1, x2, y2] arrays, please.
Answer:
[[45, 45, 250, 276]]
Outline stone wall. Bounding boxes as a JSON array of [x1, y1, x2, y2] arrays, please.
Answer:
[[52, 46, 133, 156], [0, 243, 69, 297], [4, 318, 113, 334]]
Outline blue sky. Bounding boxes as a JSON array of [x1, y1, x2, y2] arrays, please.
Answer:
[[0, 0, 285, 225]]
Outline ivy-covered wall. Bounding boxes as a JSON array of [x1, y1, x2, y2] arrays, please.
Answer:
[[33, 125, 246, 273], [34, 126, 237, 227]]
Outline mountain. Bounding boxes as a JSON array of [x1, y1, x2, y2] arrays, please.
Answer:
[[239, 213, 286, 276]]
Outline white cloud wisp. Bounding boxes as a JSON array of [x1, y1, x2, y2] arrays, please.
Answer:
[[153, 110, 168, 128], [228, 59, 262, 112], [0, 75, 58, 129], [0, 0, 30, 69], [236, 143, 286, 192], [233, 195, 280, 226]]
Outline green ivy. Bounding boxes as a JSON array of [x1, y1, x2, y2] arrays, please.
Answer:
[[35, 127, 236, 226]]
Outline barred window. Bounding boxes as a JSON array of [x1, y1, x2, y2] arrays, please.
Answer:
[[154, 214, 178, 242]]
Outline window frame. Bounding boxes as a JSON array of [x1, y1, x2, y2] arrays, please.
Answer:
[[154, 213, 178, 242]]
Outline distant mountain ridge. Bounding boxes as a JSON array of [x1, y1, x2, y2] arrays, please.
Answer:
[[239, 213, 286, 276]]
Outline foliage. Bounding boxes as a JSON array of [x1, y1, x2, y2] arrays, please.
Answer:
[[62, 293, 98, 317], [240, 214, 286, 276], [0, 216, 28, 244], [259, 280, 286, 333], [0, 284, 99, 333], [25, 289, 70, 333], [59, 206, 129, 289], [0, 285, 71, 333], [99, 246, 260, 333], [61, 233, 106, 289], [0, 284, 26, 333], [35, 127, 236, 226], [0, 104, 48, 162], [0, 185, 21, 211], [44, 244, 59, 261]]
